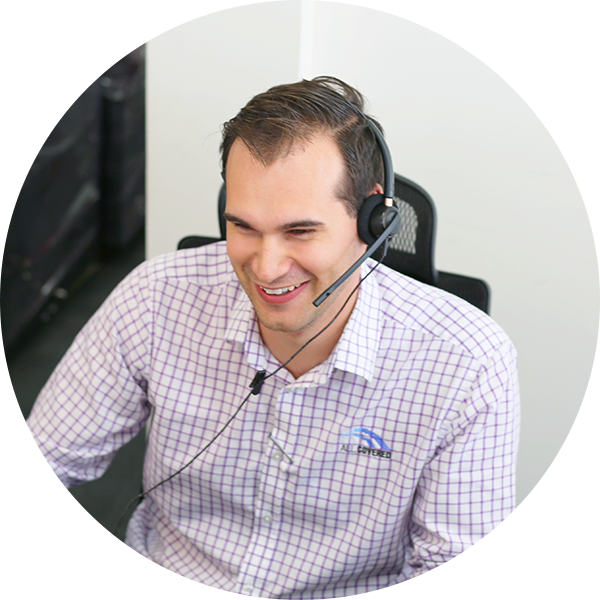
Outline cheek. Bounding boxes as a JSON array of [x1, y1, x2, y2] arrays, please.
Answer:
[[294, 245, 349, 280], [326, 232, 366, 268]]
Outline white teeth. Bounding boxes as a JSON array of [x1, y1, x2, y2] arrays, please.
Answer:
[[260, 283, 302, 295]]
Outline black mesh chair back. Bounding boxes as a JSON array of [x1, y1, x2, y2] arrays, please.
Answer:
[[377, 174, 437, 285], [382, 174, 490, 313], [178, 175, 491, 314]]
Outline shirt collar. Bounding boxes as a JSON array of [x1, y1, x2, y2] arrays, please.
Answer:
[[224, 288, 272, 376], [327, 261, 381, 383], [223, 261, 382, 385]]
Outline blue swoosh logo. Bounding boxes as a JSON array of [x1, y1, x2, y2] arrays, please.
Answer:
[[342, 427, 391, 451]]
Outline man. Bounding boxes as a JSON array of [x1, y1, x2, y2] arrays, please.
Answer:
[[28, 76, 520, 597]]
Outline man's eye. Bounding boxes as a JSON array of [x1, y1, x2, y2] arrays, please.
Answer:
[[234, 223, 254, 232], [289, 229, 313, 236]]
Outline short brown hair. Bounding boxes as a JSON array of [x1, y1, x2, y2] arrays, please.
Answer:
[[220, 76, 385, 217]]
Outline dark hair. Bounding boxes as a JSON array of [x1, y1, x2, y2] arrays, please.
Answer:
[[220, 76, 385, 217]]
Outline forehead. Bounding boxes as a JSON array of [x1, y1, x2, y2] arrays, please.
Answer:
[[226, 134, 346, 208]]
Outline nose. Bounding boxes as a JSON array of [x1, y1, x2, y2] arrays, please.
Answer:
[[251, 235, 293, 285]]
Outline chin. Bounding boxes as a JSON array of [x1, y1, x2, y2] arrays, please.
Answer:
[[255, 312, 311, 334], [256, 300, 325, 334]]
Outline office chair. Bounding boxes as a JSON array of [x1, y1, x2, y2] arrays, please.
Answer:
[[178, 174, 491, 314]]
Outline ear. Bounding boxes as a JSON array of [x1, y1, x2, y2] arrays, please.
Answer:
[[369, 183, 384, 196]]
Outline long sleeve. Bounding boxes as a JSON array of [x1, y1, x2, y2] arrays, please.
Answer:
[[396, 338, 520, 581], [27, 262, 153, 488]]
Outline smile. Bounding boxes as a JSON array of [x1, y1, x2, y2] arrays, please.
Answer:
[[255, 281, 309, 305], [259, 283, 303, 296]]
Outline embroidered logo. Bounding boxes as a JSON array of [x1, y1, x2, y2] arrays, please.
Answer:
[[339, 427, 392, 459]]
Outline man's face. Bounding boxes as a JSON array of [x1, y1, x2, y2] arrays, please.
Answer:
[[225, 134, 367, 340]]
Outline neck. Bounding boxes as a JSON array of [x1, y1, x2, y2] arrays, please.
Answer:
[[259, 287, 359, 379]]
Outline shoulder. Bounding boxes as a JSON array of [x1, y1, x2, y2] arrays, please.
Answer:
[[134, 241, 236, 287], [103, 241, 240, 316], [373, 262, 513, 364]]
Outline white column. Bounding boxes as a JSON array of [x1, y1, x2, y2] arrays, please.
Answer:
[[146, 3, 302, 258]]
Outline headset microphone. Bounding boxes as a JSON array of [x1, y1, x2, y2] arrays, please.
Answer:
[[313, 116, 400, 308], [313, 209, 400, 306]]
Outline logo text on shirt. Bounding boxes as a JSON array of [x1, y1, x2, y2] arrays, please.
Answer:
[[340, 427, 392, 460]]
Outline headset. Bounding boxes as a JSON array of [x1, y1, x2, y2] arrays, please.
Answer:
[[313, 115, 400, 306], [219, 114, 401, 306]]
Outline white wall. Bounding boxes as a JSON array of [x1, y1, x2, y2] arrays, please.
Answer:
[[147, 2, 302, 252], [146, 1, 599, 504]]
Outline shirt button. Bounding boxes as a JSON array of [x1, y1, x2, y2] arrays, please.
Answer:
[[242, 584, 253, 594], [263, 513, 273, 524], [272, 451, 283, 461]]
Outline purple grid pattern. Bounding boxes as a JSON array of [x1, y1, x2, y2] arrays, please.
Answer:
[[27, 241, 520, 598]]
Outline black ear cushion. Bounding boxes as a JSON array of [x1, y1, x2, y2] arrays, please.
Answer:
[[357, 193, 385, 245]]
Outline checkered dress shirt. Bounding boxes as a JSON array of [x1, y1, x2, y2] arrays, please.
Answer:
[[28, 241, 520, 598]]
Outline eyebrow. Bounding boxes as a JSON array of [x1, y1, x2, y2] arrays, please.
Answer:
[[224, 212, 325, 231]]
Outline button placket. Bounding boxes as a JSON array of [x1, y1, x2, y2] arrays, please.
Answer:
[[236, 386, 294, 597]]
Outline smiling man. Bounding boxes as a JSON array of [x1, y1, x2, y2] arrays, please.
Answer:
[[224, 131, 371, 378], [27, 77, 520, 598]]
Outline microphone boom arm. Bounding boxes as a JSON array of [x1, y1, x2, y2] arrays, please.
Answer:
[[313, 211, 399, 307]]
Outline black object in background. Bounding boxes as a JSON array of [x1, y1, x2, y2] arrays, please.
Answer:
[[99, 46, 146, 249], [1, 81, 103, 351]]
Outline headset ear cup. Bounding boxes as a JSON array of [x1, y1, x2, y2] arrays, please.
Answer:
[[357, 193, 385, 246]]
